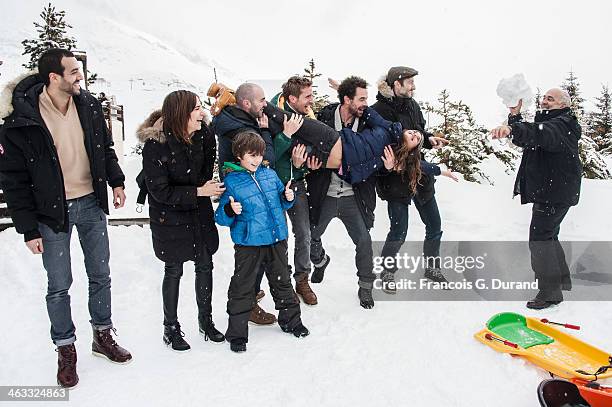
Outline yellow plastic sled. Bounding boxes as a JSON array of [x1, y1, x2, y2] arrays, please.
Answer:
[[475, 312, 612, 381]]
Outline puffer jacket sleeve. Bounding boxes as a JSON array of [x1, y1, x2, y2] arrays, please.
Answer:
[[142, 140, 198, 206], [0, 129, 41, 241], [214, 181, 237, 227]]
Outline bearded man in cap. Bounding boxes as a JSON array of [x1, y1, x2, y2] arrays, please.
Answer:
[[371, 66, 450, 294]]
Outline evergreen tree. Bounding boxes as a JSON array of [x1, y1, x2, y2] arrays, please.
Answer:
[[589, 84, 612, 154], [21, 3, 77, 70], [561, 71, 585, 119], [303, 58, 330, 114], [579, 135, 612, 179], [424, 90, 518, 184]]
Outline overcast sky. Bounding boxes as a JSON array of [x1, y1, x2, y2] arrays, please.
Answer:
[[6, 0, 612, 125]]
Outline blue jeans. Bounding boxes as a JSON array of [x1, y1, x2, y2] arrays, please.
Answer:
[[380, 197, 443, 273], [39, 193, 113, 346]]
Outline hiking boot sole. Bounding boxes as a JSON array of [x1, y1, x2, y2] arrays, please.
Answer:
[[91, 350, 133, 364], [296, 292, 318, 306], [57, 379, 78, 390], [248, 321, 277, 326]]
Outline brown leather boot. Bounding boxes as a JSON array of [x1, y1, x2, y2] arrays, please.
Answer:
[[256, 290, 265, 302], [249, 304, 277, 325], [295, 278, 318, 305], [57, 344, 78, 388], [92, 328, 132, 364]]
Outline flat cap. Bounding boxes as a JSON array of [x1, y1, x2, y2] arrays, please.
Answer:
[[386, 66, 418, 86]]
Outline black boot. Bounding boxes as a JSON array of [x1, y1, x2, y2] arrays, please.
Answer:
[[163, 322, 190, 352], [230, 339, 247, 353], [311, 254, 330, 284], [195, 265, 224, 343], [199, 316, 225, 343], [282, 322, 310, 338], [526, 290, 563, 310]]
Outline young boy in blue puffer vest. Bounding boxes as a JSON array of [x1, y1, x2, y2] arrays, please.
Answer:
[[215, 130, 309, 353]]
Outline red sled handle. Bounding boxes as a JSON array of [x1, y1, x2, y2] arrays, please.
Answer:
[[485, 333, 519, 348], [540, 319, 581, 330]]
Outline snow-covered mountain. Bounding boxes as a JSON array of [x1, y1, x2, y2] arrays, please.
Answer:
[[0, 1, 241, 148]]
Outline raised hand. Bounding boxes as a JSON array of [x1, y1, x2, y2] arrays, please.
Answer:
[[490, 125, 512, 139], [197, 180, 226, 197], [284, 180, 294, 202], [381, 145, 396, 170], [258, 113, 269, 129], [229, 196, 242, 215], [441, 169, 459, 182], [328, 78, 340, 91], [510, 99, 523, 116], [283, 113, 304, 137], [428, 136, 450, 149], [291, 144, 308, 168]]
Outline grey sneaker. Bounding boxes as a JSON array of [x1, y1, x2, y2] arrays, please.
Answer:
[[380, 271, 396, 294], [424, 267, 449, 284]]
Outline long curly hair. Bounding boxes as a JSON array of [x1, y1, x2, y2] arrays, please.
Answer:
[[393, 133, 423, 194]]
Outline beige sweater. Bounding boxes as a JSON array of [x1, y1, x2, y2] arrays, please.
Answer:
[[39, 87, 94, 199]]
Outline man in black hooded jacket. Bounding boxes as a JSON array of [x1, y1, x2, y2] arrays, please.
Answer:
[[0, 49, 131, 388], [492, 88, 582, 310]]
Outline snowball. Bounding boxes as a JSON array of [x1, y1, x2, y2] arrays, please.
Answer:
[[496, 74, 534, 108]]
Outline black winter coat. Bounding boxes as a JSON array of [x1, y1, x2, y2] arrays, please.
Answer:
[[371, 89, 435, 205], [211, 105, 278, 174], [306, 103, 377, 229], [0, 74, 124, 241], [138, 111, 219, 263], [509, 108, 582, 207]]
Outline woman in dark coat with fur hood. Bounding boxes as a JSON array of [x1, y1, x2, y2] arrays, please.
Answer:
[[137, 90, 226, 351]]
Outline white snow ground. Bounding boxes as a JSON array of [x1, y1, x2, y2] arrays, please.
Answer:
[[1, 3, 612, 405], [1, 157, 611, 407]]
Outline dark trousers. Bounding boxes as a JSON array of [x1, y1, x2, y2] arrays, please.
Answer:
[[380, 196, 443, 273], [529, 203, 571, 301], [310, 196, 375, 287], [225, 240, 301, 343], [287, 180, 313, 281], [163, 247, 214, 326]]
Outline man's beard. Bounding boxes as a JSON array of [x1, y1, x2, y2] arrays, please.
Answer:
[[350, 105, 365, 117], [249, 106, 263, 118], [61, 81, 81, 96], [396, 89, 415, 99]]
